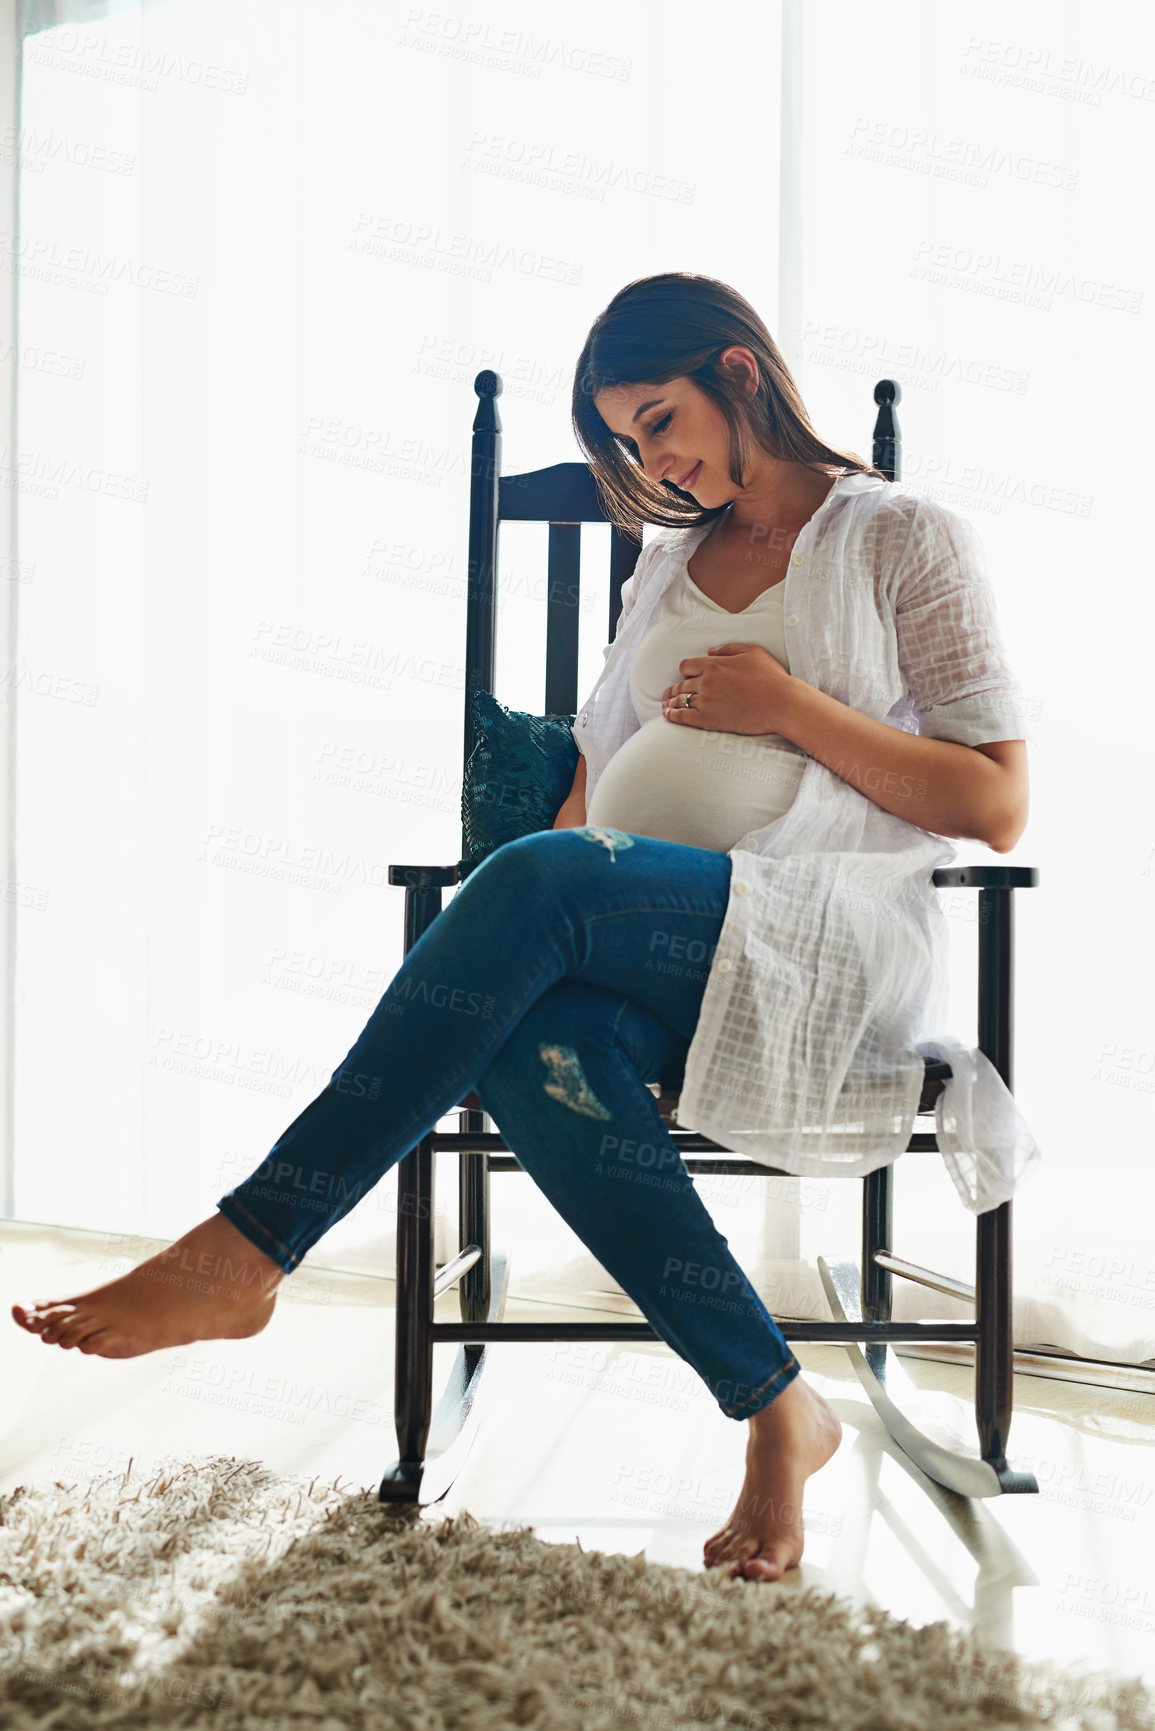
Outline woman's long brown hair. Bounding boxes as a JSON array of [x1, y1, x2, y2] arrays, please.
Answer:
[[571, 271, 886, 533]]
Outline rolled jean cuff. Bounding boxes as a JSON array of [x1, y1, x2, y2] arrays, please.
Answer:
[[721, 1352, 802, 1420], [217, 1193, 302, 1276]]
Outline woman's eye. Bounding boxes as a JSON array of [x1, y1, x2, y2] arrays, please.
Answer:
[[617, 410, 671, 462]]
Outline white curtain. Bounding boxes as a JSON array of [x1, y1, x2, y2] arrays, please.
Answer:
[[8, 0, 1154, 1368]]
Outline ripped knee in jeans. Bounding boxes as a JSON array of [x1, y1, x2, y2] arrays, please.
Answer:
[[538, 1042, 613, 1120], [571, 826, 635, 864]]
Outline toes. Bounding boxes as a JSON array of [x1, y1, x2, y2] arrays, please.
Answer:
[[742, 1542, 798, 1582], [55, 1314, 99, 1350], [703, 1529, 730, 1567], [37, 1308, 80, 1345], [12, 1302, 58, 1333], [720, 1526, 758, 1565], [704, 1526, 742, 1569], [37, 1304, 103, 1346], [724, 1536, 761, 1575], [708, 1532, 746, 1569], [738, 1554, 784, 1582]]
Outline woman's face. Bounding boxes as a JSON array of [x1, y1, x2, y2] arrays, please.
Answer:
[[593, 372, 743, 506]]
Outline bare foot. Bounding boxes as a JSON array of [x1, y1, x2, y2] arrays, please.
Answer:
[[704, 1372, 842, 1582], [10, 1212, 285, 1360]]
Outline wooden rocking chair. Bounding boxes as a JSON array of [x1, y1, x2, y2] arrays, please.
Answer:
[[379, 373, 1040, 1506]]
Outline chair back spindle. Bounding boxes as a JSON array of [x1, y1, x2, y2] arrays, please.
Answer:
[[545, 523, 581, 715], [464, 371, 502, 811], [872, 378, 902, 481]]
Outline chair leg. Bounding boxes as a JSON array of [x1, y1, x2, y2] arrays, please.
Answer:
[[861, 1164, 893, 1324], [378, 1132, 436, 1502], [975, 1199, 1014, 1466], [379, 1116, 512, 1507], [459, 1111, 491, 1324], [453, 1112, 492, 1463]]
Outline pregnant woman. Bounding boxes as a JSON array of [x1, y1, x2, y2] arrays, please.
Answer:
[[12, 273, 1031, 1584]]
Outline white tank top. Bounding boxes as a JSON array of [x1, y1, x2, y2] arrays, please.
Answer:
[[585, 564, 807, 851]]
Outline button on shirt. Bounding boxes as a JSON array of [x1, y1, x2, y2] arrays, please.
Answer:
[[572, 472, 1041, 1214]]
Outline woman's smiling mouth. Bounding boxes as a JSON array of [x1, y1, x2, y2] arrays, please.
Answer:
[[674, 461, 702, 489]]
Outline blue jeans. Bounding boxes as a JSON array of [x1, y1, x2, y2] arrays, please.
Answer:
[[217, 827, 801, 1420]]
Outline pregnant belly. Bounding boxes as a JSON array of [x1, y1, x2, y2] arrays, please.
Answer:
[[585, 716, 807, 852]]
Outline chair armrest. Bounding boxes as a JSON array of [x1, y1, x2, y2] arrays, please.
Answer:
[[387, 863, 466, 952], [390, 865, 1040, 891], [931, 866, 1038, 890], [930, 866, 1038, 1089], [387, 863, 463, 889]]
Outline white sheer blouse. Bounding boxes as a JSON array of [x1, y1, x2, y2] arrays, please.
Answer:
[[571, 471, 1040, 1213]]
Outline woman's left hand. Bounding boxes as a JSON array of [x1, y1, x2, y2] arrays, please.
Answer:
[[661, 643, 799, 736]]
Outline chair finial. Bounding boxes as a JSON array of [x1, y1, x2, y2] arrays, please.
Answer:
[[874, 378, 901, 407], [474, 371, 503, 400]]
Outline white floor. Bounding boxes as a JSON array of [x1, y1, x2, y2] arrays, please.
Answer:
[[3, 1219, 1153, 1703]]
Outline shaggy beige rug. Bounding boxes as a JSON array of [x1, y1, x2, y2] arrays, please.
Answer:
[[0, 1456, 1152, 1731]]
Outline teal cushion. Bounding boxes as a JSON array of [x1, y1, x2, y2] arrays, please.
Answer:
[[461, 689, 579, 864]]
